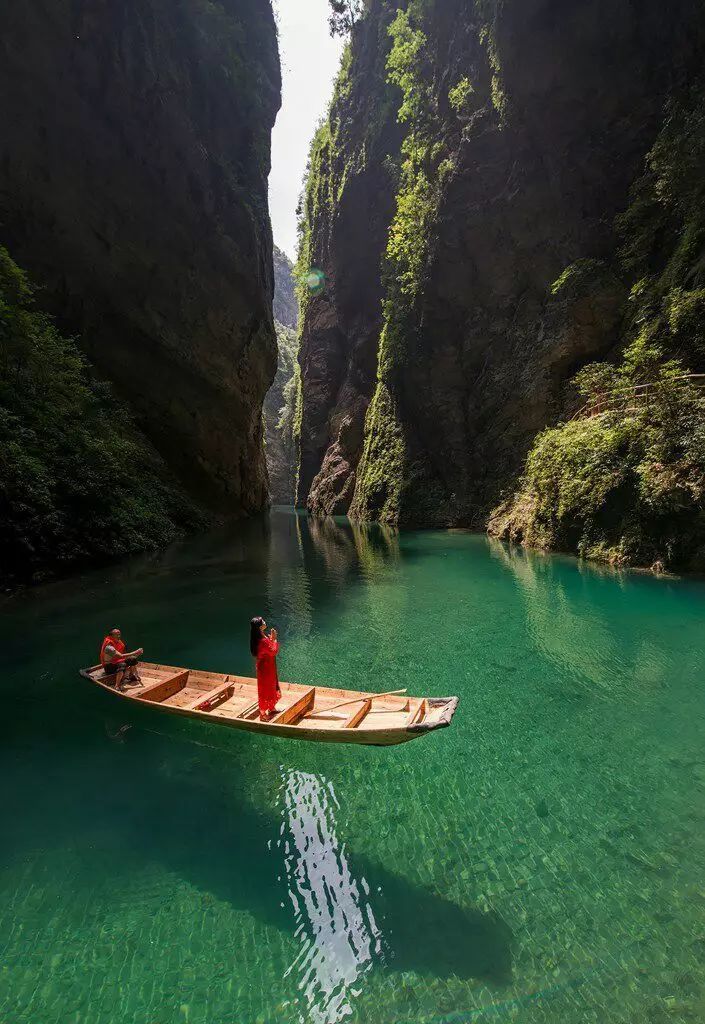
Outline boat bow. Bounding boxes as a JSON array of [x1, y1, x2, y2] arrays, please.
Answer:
[[406, 696, 459, 734]]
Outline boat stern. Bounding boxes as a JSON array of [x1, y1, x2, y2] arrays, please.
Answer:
[[406, 696, 459, 737]]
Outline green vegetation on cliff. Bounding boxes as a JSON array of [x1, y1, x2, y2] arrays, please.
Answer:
[[352, 0, 454, 524], [0, 248, 202, 585], [492, 81, 705, 570], [264, 320, 299, 504], [273, 245, 298, 329], [296, 0, 704, 559], [489, 343, 705, 570], [294, 1, 407, 513], [264, 246, 299, 504]]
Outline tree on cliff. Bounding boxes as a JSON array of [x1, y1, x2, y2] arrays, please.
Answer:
[[0, 246, 202, 585], [327, 0, 364, 37]]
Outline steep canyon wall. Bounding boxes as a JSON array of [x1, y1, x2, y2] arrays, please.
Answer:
[[0, 0, 281, 516], [297, 0, 705, 534], [264, 246, 298, 504]]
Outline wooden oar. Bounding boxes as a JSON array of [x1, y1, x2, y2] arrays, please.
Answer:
[[321, 689, 407, 714]]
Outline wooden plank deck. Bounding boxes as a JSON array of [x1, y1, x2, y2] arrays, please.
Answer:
[[79, 661, 458, 746]]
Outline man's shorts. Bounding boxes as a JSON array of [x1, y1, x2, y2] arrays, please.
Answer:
[[104, 657, 139, 676]]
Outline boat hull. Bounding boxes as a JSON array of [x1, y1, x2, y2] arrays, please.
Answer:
[[79, 663, 458, 747]]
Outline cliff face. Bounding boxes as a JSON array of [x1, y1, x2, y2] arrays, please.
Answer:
[[487, 66, 705, 571], [273, 245, 297, 330], [264, 247, 298, 503], [296, 8, 404, 514], [0, 0, 280, 515], [297, 0, 704, 529]]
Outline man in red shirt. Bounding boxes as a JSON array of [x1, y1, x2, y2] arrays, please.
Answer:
[[100, 628, 143, 689]]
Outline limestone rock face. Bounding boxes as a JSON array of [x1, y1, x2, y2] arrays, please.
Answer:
[[273, 245, 298, 330], [0, 0, 281, 514], [296, 1, 403, 515], [263, 321, 298, 505], [297, 0, 704, 526], [264, 248, 298, 504]]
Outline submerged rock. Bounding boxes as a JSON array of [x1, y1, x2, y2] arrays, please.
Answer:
[[535, 799, 550, 819]]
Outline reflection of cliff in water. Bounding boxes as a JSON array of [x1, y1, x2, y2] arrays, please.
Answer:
[[267, 510, 313, 638], [263, 511, 404, 645], [304, 515, 400, 587], [351, 522, 400, 583], [307, 516, 358, 588], [488, 540, 668, 697], [269, 513, 411, 691]]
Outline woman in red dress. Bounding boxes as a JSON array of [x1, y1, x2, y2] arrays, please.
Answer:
[[250, 616, 281, 720]]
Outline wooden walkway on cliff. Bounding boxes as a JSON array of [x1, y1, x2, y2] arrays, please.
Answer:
[[571, 374, 705, 422]]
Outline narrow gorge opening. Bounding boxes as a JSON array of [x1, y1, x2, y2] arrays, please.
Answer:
[[264, 0, 344, 506], [1, 0, 704, 587]]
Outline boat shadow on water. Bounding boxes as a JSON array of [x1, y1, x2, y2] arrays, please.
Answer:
[[3, 705, 513, 1014], [119, 726, 514, 991]]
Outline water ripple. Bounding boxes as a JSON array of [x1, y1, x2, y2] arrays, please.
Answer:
[[278, 770, 382, 1023]]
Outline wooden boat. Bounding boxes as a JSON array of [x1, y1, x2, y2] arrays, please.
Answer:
[[79, 661, 459, 746]]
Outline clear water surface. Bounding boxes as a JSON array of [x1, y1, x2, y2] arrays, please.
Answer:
[[2, 509, 705, 1024]]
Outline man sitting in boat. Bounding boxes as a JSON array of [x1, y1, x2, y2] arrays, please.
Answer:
[[100, 628, 143, 689]]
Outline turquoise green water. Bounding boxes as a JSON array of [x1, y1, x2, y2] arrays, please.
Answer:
[[2, 509, 705, 1024]]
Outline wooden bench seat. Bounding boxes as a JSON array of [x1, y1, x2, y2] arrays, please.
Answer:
[[343, 699, 371, 729], [406, 698, 427, 727], [237, 700, 261, 721], [135, 670, 190, 703], [271, 687, 316, 726], [187, 683, 234, 712]]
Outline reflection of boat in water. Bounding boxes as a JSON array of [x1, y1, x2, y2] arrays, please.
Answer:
[[79, 662, 459, 746], [278, 769, 514, 1023], [280, 770, 382, 1023]]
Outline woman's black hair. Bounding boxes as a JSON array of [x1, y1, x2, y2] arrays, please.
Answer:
[[250, 616, 265, 657]]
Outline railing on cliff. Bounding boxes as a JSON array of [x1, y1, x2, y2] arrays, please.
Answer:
[[570, 374, 705, 421]]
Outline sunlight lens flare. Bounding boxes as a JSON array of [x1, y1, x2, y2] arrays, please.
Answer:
[[303, 267, 326, 295]]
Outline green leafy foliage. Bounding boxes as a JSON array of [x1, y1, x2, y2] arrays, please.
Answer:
[[328, 0, 365, 38], [295, 119, 334, 323], [351, 381, 406, 523], [353, 1, 447, 519], [617, 79, 705, 362], [266, 322, 298, 436], [0, 247, 202, 585], [495, 77, 705, 570], [263, 269, 299, 505], [384, 4, 442, 302], [386, 9, 432, 125], [295, 7, 409, 509], [493, 341, 705, 570], [551, 258, 607, 298], [448, 76, 475, 116], [272, 245, 297, 329], [475, 0, 507, 120]]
